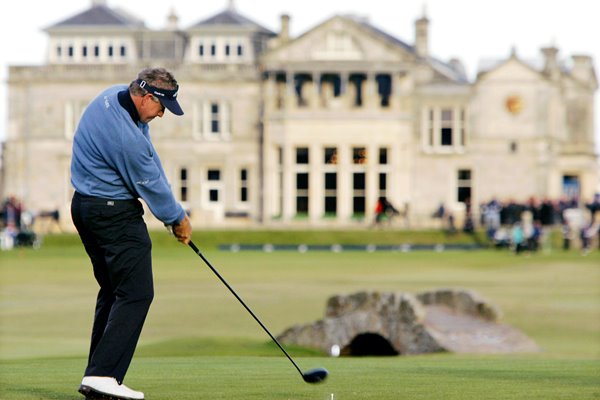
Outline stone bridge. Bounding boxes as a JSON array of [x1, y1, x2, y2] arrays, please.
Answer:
[[277, 289, 538, 356]]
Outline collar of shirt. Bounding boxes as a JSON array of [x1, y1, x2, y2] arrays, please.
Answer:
[[117, 89, 140, 125]]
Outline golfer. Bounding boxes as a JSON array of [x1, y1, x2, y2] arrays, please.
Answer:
[[70, 67, 192, 400]]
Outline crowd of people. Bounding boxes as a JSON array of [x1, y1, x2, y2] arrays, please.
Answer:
[[0, 196, 43, 250], [475, 194, 600, 254]]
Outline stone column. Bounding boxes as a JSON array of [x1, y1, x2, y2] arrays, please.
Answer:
[[340, 72, 351, 108], [337, 145, 351, 221], [264, 71, 276, 112], [366, 143, 378, 222], [310, 72, 320, 109], [285, 71, 296, 111], [364, 72, 378, 109]]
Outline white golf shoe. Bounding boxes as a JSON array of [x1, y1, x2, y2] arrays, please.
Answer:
[[79, 376, 144, 400]]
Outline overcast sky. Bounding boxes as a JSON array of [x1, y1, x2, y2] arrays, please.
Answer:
[[0, 0, 598, 150]]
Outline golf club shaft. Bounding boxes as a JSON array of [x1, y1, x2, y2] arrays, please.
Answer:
[[188, 241, 304, 378]]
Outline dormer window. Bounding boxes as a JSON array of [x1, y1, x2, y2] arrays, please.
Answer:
[[211, 44, 216, 56], [199, 44, 204, 56], [56, 46, 62, 57], [94, 45, 100, 57], [120, 45, 126, 57], [237, 44, 243, 56], [82, 46, 88, 57], [68, 46, 74, 58], [108, 45, 114, 57], [225, 44, 230, 57]]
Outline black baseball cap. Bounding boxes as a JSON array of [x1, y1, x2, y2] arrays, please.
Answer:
[[136, 79, 184, 116]]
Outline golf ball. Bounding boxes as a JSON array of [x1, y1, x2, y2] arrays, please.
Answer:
[[330, 344, 340, 357]]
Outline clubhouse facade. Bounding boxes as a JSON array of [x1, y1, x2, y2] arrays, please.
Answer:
[[2, 0, 598, 229]]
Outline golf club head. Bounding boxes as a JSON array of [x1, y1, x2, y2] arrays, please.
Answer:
[[302, 367, 328, 384]]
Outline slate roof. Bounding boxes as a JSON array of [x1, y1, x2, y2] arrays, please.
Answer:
[[46, 4, 144, 29], [189, 9, 275, 35], [346, 15, 467, 83], [348, 15, 415, 54]]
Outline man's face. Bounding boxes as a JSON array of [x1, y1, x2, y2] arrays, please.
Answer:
[[139, 94, 165, 123]]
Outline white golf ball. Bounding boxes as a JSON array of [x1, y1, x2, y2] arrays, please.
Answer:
[[330, 344, 340, 357]]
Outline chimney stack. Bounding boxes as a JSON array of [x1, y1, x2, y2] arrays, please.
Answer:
[[279, 14, 290, 44], [571, 55, 596, 87], [541, 46, 560, 81], [414, 14, 429, 58], [166, 7, 179, 31]]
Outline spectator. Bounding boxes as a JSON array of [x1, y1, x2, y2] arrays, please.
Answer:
[[511, 222, 526, 254], [561, 221, 573, 250]]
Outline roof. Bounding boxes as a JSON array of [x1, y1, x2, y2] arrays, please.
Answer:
[[45, 4, 144, 29], [347, 15, 415, 54], [189, 8, 275, 35], [347, 15, 468, 83]]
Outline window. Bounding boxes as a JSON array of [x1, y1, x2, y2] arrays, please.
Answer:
[[441, 109, 453, 146], [56, 46, 62, 57], [378, 173, 387, 196], [240, 169, 248, 203], [353, 147, 367, 164], [225, 45, 231, 56], [237, 45, 243, 56], [199, 45, 204, 56], [324, 172, 337, 215], [211, 44, 216, 56], [64, 100, 88, 139], [210, 103, 220, 133], [296, 173, 309, 214], [423, 106, 467, 152], [68, 46, 74, 58], [94, 45, 100, 57], [296, 147, 309, 164], [378, 148, 388, 165], [562, 175, 580, 200], [205, 168, 222, 205], [180, 168, 188, 202], [428, 109, 434, 146], [324, 147, 338, 164], [194, 101, 231, 140], [108, 46, 114, 57], [208, 169, 221, 181], [460, 109, 466, 146], [457, 169, 472, 204], [82, 46, 88, 57], [120, 45, 126, 57], [353, 173, 366, 216]]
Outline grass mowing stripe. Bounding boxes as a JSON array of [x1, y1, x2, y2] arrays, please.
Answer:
[[1, 356, 598, 400]]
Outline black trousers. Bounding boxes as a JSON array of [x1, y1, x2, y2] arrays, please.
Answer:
[[71, 192, 153, 383]]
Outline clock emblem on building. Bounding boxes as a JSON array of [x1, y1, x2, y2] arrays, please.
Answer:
[[505, 95, 523, 114]]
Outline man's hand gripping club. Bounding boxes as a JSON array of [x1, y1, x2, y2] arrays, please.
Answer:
[[170, 215, 192, 244]]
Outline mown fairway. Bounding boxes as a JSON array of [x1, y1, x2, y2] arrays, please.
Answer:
[[1, 231, 599, 399]]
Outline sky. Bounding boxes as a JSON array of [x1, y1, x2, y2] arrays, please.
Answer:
[[0, 0, 599, 151]]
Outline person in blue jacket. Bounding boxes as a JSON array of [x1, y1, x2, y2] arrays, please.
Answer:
[[70, 67, 192, 400]]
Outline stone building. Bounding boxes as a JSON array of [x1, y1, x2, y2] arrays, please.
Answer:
[[2, 0, 597, 230]]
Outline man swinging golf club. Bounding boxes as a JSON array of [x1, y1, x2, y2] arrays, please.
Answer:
[[70, 67, 192, 400]]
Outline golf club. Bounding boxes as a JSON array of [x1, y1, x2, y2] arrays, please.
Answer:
[[187, 240, 328, 384]]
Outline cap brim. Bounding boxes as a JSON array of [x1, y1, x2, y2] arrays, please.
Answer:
[[160, 98, 184, 116]]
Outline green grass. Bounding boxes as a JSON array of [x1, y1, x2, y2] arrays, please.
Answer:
[[1, 231, 599, 399]]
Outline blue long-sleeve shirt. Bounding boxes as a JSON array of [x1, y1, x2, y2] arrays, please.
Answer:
[[71, 85, 185, 225]]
